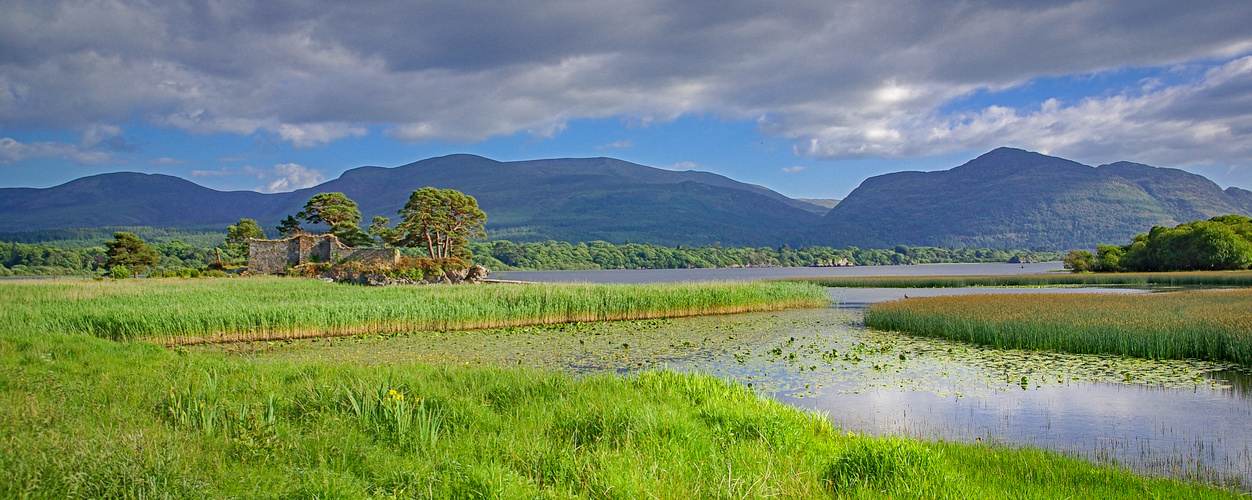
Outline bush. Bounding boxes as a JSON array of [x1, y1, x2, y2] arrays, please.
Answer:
[[110, 265, 129, 279]]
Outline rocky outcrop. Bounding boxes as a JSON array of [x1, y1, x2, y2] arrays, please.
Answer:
[[319, 264, 492, 286]]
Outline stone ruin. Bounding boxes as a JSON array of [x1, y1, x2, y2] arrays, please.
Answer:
[[247, 233, 399, 275]]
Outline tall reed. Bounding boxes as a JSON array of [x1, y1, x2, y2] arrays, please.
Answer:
[[0, 277, 827, 344], [780, 270, 1252, 288], [865, 289, 1252, 365]]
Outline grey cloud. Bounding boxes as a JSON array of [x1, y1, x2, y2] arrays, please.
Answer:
[[1, 0, 1251, 166]]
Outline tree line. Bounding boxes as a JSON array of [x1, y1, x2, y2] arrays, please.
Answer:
[[1064, 214, 1252, 272], [463, 240, 1061, 271]]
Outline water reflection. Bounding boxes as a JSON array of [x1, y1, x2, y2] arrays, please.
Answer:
[[235, 306, 1251, 489]]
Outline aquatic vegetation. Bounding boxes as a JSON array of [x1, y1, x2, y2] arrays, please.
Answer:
[[0, 276, 827, 344], [781, 270, 1252, 288], [865, 289, 1252, 365], [1, 328, 1239, 498]]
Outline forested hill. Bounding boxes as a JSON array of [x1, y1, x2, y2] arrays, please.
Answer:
[[0, 155, 826, 247], [813, 148, 1252, 250], [3, 149, 1251, 251]]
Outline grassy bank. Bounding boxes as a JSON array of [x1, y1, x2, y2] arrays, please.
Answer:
[[0, 277, 827, 344], [865, 289, 1252, 365], [0, 329, 1239, 499], [780, 270, 1252, 288]]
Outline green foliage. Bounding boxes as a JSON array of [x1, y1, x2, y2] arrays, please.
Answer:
[[0, 322, 1237, 497], [388, 187, 487, 259], [224, 218, 264, 259], [468, 240, 1064, 271], [104, 232, 160, 278], [1090, 215, 1252, 272], [110, 265, 129, 279], [297, 192, 362, 227], [4, 277, 828, 343], [275, 215, 303, 237], [1063, 249, 1095, 272]]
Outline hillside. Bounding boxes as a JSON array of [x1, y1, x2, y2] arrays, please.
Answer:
[[814, 148, 1252, 250], [0, 155, 824, 247]]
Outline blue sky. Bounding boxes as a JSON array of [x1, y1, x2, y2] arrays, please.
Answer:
[[3, 1, 1251, 199]]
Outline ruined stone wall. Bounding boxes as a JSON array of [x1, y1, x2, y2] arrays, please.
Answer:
[[248, 234, 399, 274]]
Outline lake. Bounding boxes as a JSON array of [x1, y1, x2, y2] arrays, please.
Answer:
[[229, 263, 1250, 489]]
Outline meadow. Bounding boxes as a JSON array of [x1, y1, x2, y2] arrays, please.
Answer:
[[865, 289, 1252, 365], [1, 328, 1240, 498], [0, 277, 1244, 498], [780, 270, 1252, 288], [0, 277, 827, 344]]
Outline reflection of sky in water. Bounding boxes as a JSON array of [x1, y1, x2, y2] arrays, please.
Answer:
[[635, 309, 1252, 489], [238, 305, 1251, 489]]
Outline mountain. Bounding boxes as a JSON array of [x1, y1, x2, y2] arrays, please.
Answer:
[[814, 148, 1252, 250], [0, 155, 824, 247]]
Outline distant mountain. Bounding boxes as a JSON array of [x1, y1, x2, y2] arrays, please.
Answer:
[[0, 155, 824, 247], [814, 148, 1252, 250]]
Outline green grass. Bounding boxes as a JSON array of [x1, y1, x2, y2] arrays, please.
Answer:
[[778, 270, 1252, 288], [0, 329, 1239, 499], [0, 277, 828, 344], [865, 289, 1252, 365], [0, 278, 1242, 497]]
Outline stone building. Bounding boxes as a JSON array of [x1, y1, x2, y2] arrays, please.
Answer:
[[247, 233, 399, 274]]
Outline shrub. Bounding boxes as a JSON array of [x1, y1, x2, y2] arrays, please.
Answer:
[[110, 265, 129, 279]]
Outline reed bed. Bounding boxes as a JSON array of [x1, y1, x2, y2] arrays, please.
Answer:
[[779, 270, 1252, 288], [0, 277, 827, 344], [865, 289, 1252, 365]]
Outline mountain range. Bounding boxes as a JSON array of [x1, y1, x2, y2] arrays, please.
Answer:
[[1, 148, 1249, 250]]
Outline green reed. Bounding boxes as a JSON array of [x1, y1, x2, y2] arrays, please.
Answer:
[[865, 289, 1252, 365], [0, 277, 828, 344], [780, 270, 1252, 288]]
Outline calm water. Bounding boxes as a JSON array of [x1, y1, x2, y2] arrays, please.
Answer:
[[245, 305, 1251, 489], [496, 261, 1064, 283], [234, 264, 1248, 489]]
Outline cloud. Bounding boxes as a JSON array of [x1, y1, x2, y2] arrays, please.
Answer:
[[596, 140, 634, 150], [1, 0, 1251, 165], [781, 166, 805, 173], [0, 137, 114, 164], [263, 163, 326, 192], [663, 161, 699, 171], [148, 157, 186, 165], [189, 162, 326, 192]]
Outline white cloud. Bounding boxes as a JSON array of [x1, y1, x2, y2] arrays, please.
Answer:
[[664, 161, 699, 171], [781, 166, 805, 173], [148, 157, 186, 165], [596, 140, 634, 150], [275, 123, 368, 149], [0, 137, 113, 164], [1, 0, 1250, 166], [263, 163, 325, 193]]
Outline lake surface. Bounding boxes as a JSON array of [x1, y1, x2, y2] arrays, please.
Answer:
[[238, 306, 1251, 489], [496, 261, 1065, 283]]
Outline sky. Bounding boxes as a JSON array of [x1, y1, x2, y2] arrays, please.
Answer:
[[2, 1, 1252, 200]]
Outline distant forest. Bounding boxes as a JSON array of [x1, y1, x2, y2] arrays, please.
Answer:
[[0, 226, 1063, 276]]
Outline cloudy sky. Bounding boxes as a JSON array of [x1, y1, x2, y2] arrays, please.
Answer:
[[2, 0, 1251, 199]]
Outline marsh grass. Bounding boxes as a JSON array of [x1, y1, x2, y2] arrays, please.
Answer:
[[0, 276, 827, 344], [781, 270, 1252, 288], [0, 329, 1237, 498], [865, 289, 1252, 365]]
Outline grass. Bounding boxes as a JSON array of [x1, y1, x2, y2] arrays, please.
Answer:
[[0, 277, 1243, 497], [778, 270, 1252, 288], [865, 289, 1252, 365], [0, 276, 828, 344], [0, 329, 1240, 499]]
